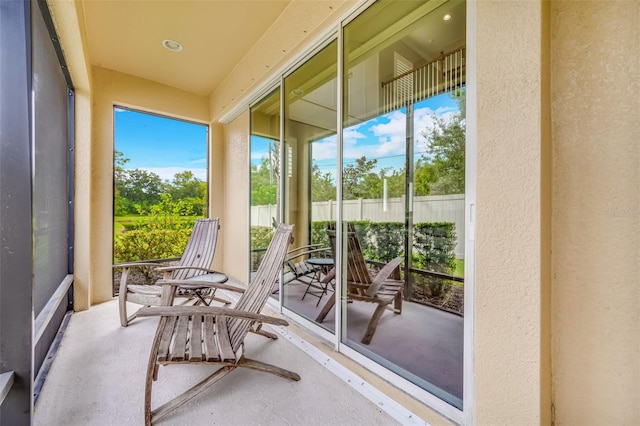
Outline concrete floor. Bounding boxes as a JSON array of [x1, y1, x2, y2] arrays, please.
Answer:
[[33, 298, 404, 426], [281, 281, 464, 407]]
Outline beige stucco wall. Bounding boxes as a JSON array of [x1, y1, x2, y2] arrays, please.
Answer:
[[474, 0, 552, 424], [220, 112, 251, 283], [46, 0, 95, 310], [551, 1, 640, 424], [89, 67, 211, 305]]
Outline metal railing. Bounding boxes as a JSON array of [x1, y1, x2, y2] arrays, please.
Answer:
[[382, 45, 466, 113]]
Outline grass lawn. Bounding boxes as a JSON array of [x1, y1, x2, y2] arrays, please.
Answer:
[[450, 259, 465, 287], [114, 215, 147, 234], [453, 259, 464, 277]]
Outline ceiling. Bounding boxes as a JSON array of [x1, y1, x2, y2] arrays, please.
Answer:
[[81, 0, 292, 96], [76, 0, 465, 119]]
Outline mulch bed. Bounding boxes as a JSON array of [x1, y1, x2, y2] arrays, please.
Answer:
[[410, 284, 464, 316], [113, 268, 163, 295]]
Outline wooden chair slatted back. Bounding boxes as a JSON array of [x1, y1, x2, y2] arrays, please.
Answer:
[[173, 218, 220, 281], [326, 222, 373, 292], [228, 223, 293, 352]]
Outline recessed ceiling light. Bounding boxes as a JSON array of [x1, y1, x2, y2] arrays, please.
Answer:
[[291, 88, 304, 96], [443, 14, 452, 21], [162, 39, 183, 52]]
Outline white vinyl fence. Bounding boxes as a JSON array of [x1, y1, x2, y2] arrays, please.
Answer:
[[251, 194, 465, 258]]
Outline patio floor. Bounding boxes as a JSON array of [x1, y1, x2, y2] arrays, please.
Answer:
[[280, 280, 464, 406], [34, 280, 462, 425], [33, 297, 407, 426]]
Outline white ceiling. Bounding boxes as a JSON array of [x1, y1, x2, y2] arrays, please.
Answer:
[[77, 0, 465, 120], [81, 0, 292, 96]]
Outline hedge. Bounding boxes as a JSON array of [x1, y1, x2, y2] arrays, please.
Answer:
[[309, 220, 457, 297]]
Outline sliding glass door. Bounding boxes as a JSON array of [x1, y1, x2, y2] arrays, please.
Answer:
[[341, 0, 466, 409], [249, 88, 281, 277], [248, 0, 466, 411], [281, 40, 338, 322]]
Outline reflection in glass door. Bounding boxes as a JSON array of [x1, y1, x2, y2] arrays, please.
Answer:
[[341, 0, 466, 409], [281, 40, 338, 324], [249, 88, 280, 279]]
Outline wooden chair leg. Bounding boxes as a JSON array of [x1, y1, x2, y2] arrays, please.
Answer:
[[239, 358, 301, 381], [315, 293, 336, 323], [145, 316, 165, 426], [151, 367, 234, 424], [393, 291, 402, 314], [251, 323, 278, 340], [362, 303, 387, 345], [118, 268, 130, 327]]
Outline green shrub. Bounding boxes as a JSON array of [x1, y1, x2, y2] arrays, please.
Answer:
[[250, 226, 274, 271], [114, 228, 192, 279], [129, 193, 197, 231], [308, 220, 457, 299], [311, 221, 330, 248], [413, 222, 457, 298], [363, 221, 404, 263]]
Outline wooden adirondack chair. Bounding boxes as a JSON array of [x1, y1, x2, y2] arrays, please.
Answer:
[[137, 223, 299, 425], [282, 244, 331, 285], [315, 222, 403, 344], [115, 218, 222, 327]]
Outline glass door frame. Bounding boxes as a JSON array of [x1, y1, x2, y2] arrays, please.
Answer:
[[247, 1, 475, 422]]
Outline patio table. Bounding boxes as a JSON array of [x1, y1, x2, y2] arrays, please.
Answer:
[[301, 257, 334, 306], [178, 272, 230, 305]]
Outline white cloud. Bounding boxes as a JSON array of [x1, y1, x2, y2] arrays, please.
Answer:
[[137, 167, 207, 182], [312, 136, 337, 160], [414, 106, 457, 152], [251, 149, 270, 161]]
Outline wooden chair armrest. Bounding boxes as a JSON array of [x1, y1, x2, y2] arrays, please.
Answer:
[[113, 257, 181, 268], [113, 261, 170, 269], [286, 244, 322, 255], [154, 265, 217, 274], [320, 267, 336, 284], [137, 305, 289, 326], [366, 257, 403, 297], [285, 247, 331, 262], [157, 279, 243, 293]]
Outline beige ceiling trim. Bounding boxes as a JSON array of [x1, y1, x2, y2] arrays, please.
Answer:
[[46, 0, 91, 92], [212, 0, 362, 123]]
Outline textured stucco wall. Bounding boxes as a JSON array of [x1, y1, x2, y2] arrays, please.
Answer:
[[551, 1, 640, 424], [90, 67, 210, 304], [221, 112, 251, 283], [208, 122, 225, 272], [475, 0, 550, 423], [46, 0, 93, 310]]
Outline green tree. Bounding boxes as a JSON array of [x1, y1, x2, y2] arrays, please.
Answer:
[[251, 157, 277, 205], [343, 156, 381, 200], [413, 158, 436, 196], [168, 171, 205, 199], [311, 163, 336, 202], [114, 150, 131, 215], [120, 169, 165, 210], [420, 91, 466, 195], [167, 171, 207, 215], [380, 167, 406, 198]]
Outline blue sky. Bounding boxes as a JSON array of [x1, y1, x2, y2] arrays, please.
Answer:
[[115, 91, 459, 183], [252, 91, 460, 177], [114, 108, 208, 182]]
